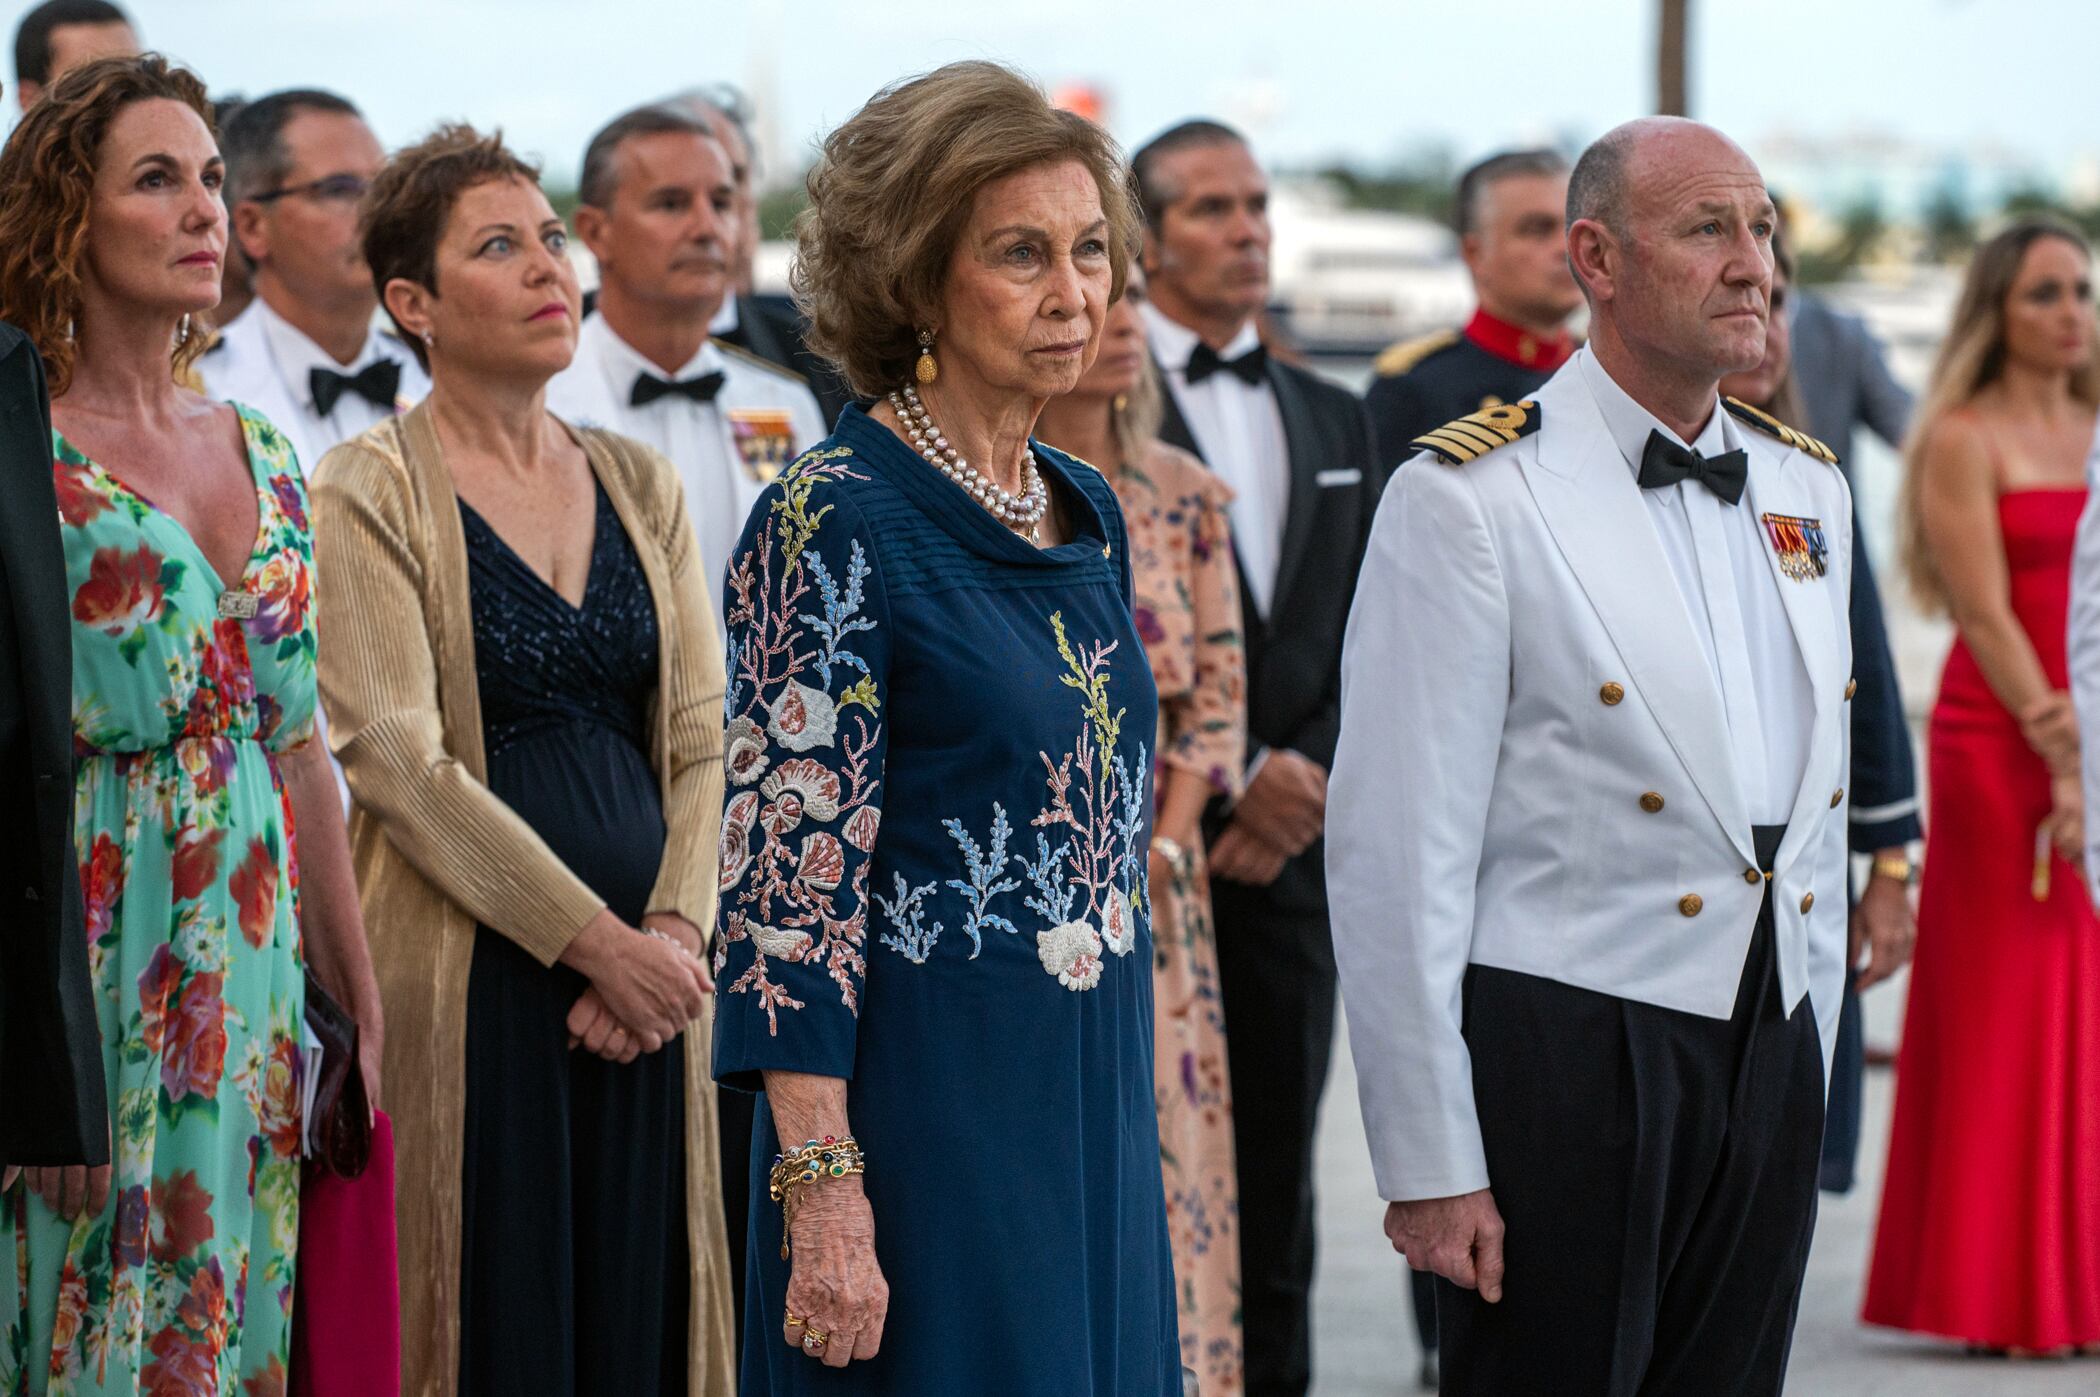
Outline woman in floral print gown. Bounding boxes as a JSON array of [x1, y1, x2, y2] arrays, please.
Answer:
[[711, 63, 1179, 1395], [1039, 275, 1250, 1394], [0, 57, 380, 1396]]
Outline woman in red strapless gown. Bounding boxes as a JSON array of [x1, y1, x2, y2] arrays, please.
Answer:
[[1864, 219, 2100, 1353]]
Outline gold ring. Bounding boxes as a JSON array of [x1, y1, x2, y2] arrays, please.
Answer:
[[803, 1329, 829, 1352], [784, 1309, 808, 1331]]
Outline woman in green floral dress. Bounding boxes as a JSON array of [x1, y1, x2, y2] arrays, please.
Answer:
[[0, 56, 380, 1396]]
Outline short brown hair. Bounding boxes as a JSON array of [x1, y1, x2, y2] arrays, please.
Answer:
[[792, 60, 1140, 400], [360, 122, 540, 370], [0, 52, 213, 396]]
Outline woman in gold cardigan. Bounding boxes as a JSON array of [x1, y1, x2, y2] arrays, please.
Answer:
[[310, 125, 733, 1397]]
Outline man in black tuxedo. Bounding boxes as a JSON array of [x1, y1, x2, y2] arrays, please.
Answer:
[[1133, 119, 1382, 1397], [0, 322, 107, 1193], [675, 86, 855, 429]]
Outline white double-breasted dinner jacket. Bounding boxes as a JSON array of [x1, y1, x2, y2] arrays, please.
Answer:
[[1329, 350, 1856, 1203]]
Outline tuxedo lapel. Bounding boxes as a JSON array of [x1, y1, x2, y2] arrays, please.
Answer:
[[1152, 354, 1202, 461], [1267, 364, 1323, 619], [1527, 374, 1755, 862], [1743, 447, 1843, 878], [1148, 351, 1265, 639], [732, 300, 791, 372]]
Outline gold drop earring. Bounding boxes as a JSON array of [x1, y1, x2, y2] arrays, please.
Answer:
[[915, 329, 938, 384]]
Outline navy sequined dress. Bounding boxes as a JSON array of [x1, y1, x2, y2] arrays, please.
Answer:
[[454, 478, 690, 1397]]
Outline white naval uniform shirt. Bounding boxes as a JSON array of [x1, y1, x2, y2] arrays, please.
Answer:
[[545, 313, 827, 624], [710, 293, 741, 338], [1142, 301, 1291, 618], [1579, 349, 1814, 823], [199, 297, 429, 479]]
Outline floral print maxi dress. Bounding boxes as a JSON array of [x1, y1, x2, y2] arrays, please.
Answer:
[[1113, 443, 1248, 1393], [712, 406, 1178, 1396], [4, 406, 312, 1397]]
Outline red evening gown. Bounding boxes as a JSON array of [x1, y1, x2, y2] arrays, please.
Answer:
[[1862, 488, 2100, 1349]]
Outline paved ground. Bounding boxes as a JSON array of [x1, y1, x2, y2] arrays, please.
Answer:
[[1306, 1011, 2098, 1396]]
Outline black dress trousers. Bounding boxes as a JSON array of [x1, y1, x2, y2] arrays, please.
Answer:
[[1437, 825, 1827, 1397], [1211, 890, 1337, 1397]]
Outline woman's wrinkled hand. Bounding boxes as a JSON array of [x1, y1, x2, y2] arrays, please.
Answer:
[[641, 911, 714, 993], [782, 1177, 890, 1369], [560, 909, 710, 1052], [566, 986, 641, 1063]]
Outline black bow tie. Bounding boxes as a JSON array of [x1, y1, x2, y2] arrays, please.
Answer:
[[310, 360, 401, 416], [631, 370, 726, 407], [1637, 430, 1749, 506], [1185, 341, 1268, 386]]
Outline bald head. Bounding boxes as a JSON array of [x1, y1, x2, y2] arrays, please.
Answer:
[[1565, 118, 1777, 412], [1567, 117, 1758, 238]]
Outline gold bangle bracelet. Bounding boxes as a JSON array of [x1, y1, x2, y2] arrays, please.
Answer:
[[768, 1135, 866, 1259]]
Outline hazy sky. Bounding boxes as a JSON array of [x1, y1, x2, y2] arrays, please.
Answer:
[[12, 0, 2094, 185]]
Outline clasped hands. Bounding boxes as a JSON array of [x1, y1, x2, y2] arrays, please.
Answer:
[[562, 908, 713, 1064], [1209, 749, 1328, 886]]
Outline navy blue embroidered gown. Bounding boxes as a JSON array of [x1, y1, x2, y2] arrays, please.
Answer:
[[712, 406, 1176, 1395]]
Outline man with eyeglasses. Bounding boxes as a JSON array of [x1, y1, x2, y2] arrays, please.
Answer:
[[203, 88, 428, 476]]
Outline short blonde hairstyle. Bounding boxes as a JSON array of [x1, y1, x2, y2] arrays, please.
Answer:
[[792, 60, 1140, 400]]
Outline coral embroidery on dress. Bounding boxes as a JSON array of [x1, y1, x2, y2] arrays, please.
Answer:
[[716, 446, 1152, 1037], [715, 449, 880, 1035], [878, 611, 1150, 988]]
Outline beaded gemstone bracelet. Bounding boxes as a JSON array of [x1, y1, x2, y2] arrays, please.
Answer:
[[768, 1135, 867, 1259]]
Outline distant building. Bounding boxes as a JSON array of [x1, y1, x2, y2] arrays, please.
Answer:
[[1758, 128, 2066, 227]]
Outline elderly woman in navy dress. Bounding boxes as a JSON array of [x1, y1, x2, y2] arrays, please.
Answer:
[[710, 61, 1179, 1395]]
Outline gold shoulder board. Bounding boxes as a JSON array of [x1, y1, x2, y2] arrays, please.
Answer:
[[1721, 397, 1840, 466], [1411, 399, 1541, 466], [1374, 329, 1459, 378], [712, 337, 812, 387]]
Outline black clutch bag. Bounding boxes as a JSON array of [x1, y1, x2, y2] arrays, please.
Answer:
[[303, 968, 372, 1179]]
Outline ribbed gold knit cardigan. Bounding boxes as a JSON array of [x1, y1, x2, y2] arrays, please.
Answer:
[[310, 404, 734, 1397]]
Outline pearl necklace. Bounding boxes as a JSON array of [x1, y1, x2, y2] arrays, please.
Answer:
[[888, 385, 1049, 538]]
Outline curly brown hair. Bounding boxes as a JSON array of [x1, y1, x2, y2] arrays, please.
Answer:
[[792, 60, 1140, 400], [0, 53, 216, 396], [360, 123, 541, 373]]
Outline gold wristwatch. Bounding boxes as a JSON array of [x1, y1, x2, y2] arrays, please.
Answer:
[[1870, 854, 1918, 887]]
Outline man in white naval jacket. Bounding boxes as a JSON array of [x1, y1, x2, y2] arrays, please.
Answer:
[[1328, 117, 1854, 1396]]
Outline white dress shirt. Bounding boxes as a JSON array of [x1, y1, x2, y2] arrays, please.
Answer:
[[200, 297, 429, 479], [546, 312, 826, 623], [711, 293, 741, 338], [1579, 350, 1814, 824], [1142, 301, 1291, 617]]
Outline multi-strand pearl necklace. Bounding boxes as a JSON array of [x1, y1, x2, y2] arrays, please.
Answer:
[[888, 385, 1049, 539]]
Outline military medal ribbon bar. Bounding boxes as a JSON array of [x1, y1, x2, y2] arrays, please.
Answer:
[[1759, 512, 1828, 582]]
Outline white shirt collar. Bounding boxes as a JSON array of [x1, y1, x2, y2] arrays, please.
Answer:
[[1576, 345, 1737, 480], [1141, 300, 1262, 375], [582, 311, 726, 395], [710, 292, 739, 336], [250, 296, 399, 411]]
